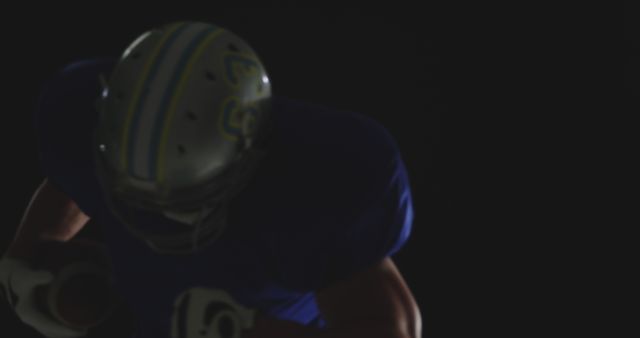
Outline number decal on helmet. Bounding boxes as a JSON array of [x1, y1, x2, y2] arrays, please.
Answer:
[[219, 97, 260, 141], [223, 52, 262, 88]]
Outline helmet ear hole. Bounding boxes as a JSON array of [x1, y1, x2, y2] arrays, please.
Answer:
[[186, 111, 198, 121], [178, 145, 187, 155], [205, 71, 216, 82]]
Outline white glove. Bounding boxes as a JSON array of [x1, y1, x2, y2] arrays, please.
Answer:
[[0, 257, 88, 338]]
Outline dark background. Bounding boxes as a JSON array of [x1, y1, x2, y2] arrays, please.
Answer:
[[0, 5, 615, 338]]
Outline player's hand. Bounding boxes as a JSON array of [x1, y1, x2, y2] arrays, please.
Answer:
[[171, 287, 256, 338], [0, 257, 88, 338]]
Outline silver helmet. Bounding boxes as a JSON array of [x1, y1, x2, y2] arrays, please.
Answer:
[[94, 21, 272, 254]]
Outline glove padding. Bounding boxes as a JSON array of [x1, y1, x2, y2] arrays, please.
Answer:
[[0, 257, 87, 338]]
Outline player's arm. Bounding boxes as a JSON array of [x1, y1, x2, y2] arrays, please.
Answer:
[[0, 178, 93, 338], [4, 178, 90, 260], [242, 257, 422, 338], [313, 257, 422, 338]]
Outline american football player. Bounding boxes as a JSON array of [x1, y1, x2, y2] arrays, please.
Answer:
[[1, 21, 421, 338]]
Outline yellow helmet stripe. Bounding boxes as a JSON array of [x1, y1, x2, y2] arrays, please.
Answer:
[[119, 22, 186, 173]]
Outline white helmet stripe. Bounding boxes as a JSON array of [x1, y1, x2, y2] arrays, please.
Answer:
[[130, 23, 209, 179], [120, 22, 187, 174]]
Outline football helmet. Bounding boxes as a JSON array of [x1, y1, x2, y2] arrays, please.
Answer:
[[93, 21, 272, 254]]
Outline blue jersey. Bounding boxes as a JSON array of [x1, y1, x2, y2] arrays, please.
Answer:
[[34, 58, 414, 337]]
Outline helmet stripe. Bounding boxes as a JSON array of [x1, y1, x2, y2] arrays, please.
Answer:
[[120, 22, 188, 177], [155, 28, 224, 183], [130, 23, 205, 179], [147, 25, 219, 180]]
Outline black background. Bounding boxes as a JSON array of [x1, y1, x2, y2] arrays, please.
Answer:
[[0, 4, 619, 338]]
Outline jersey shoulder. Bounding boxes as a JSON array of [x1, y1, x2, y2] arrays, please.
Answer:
[[34, 57, 117, 213], [265, 97, 414, 291]]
